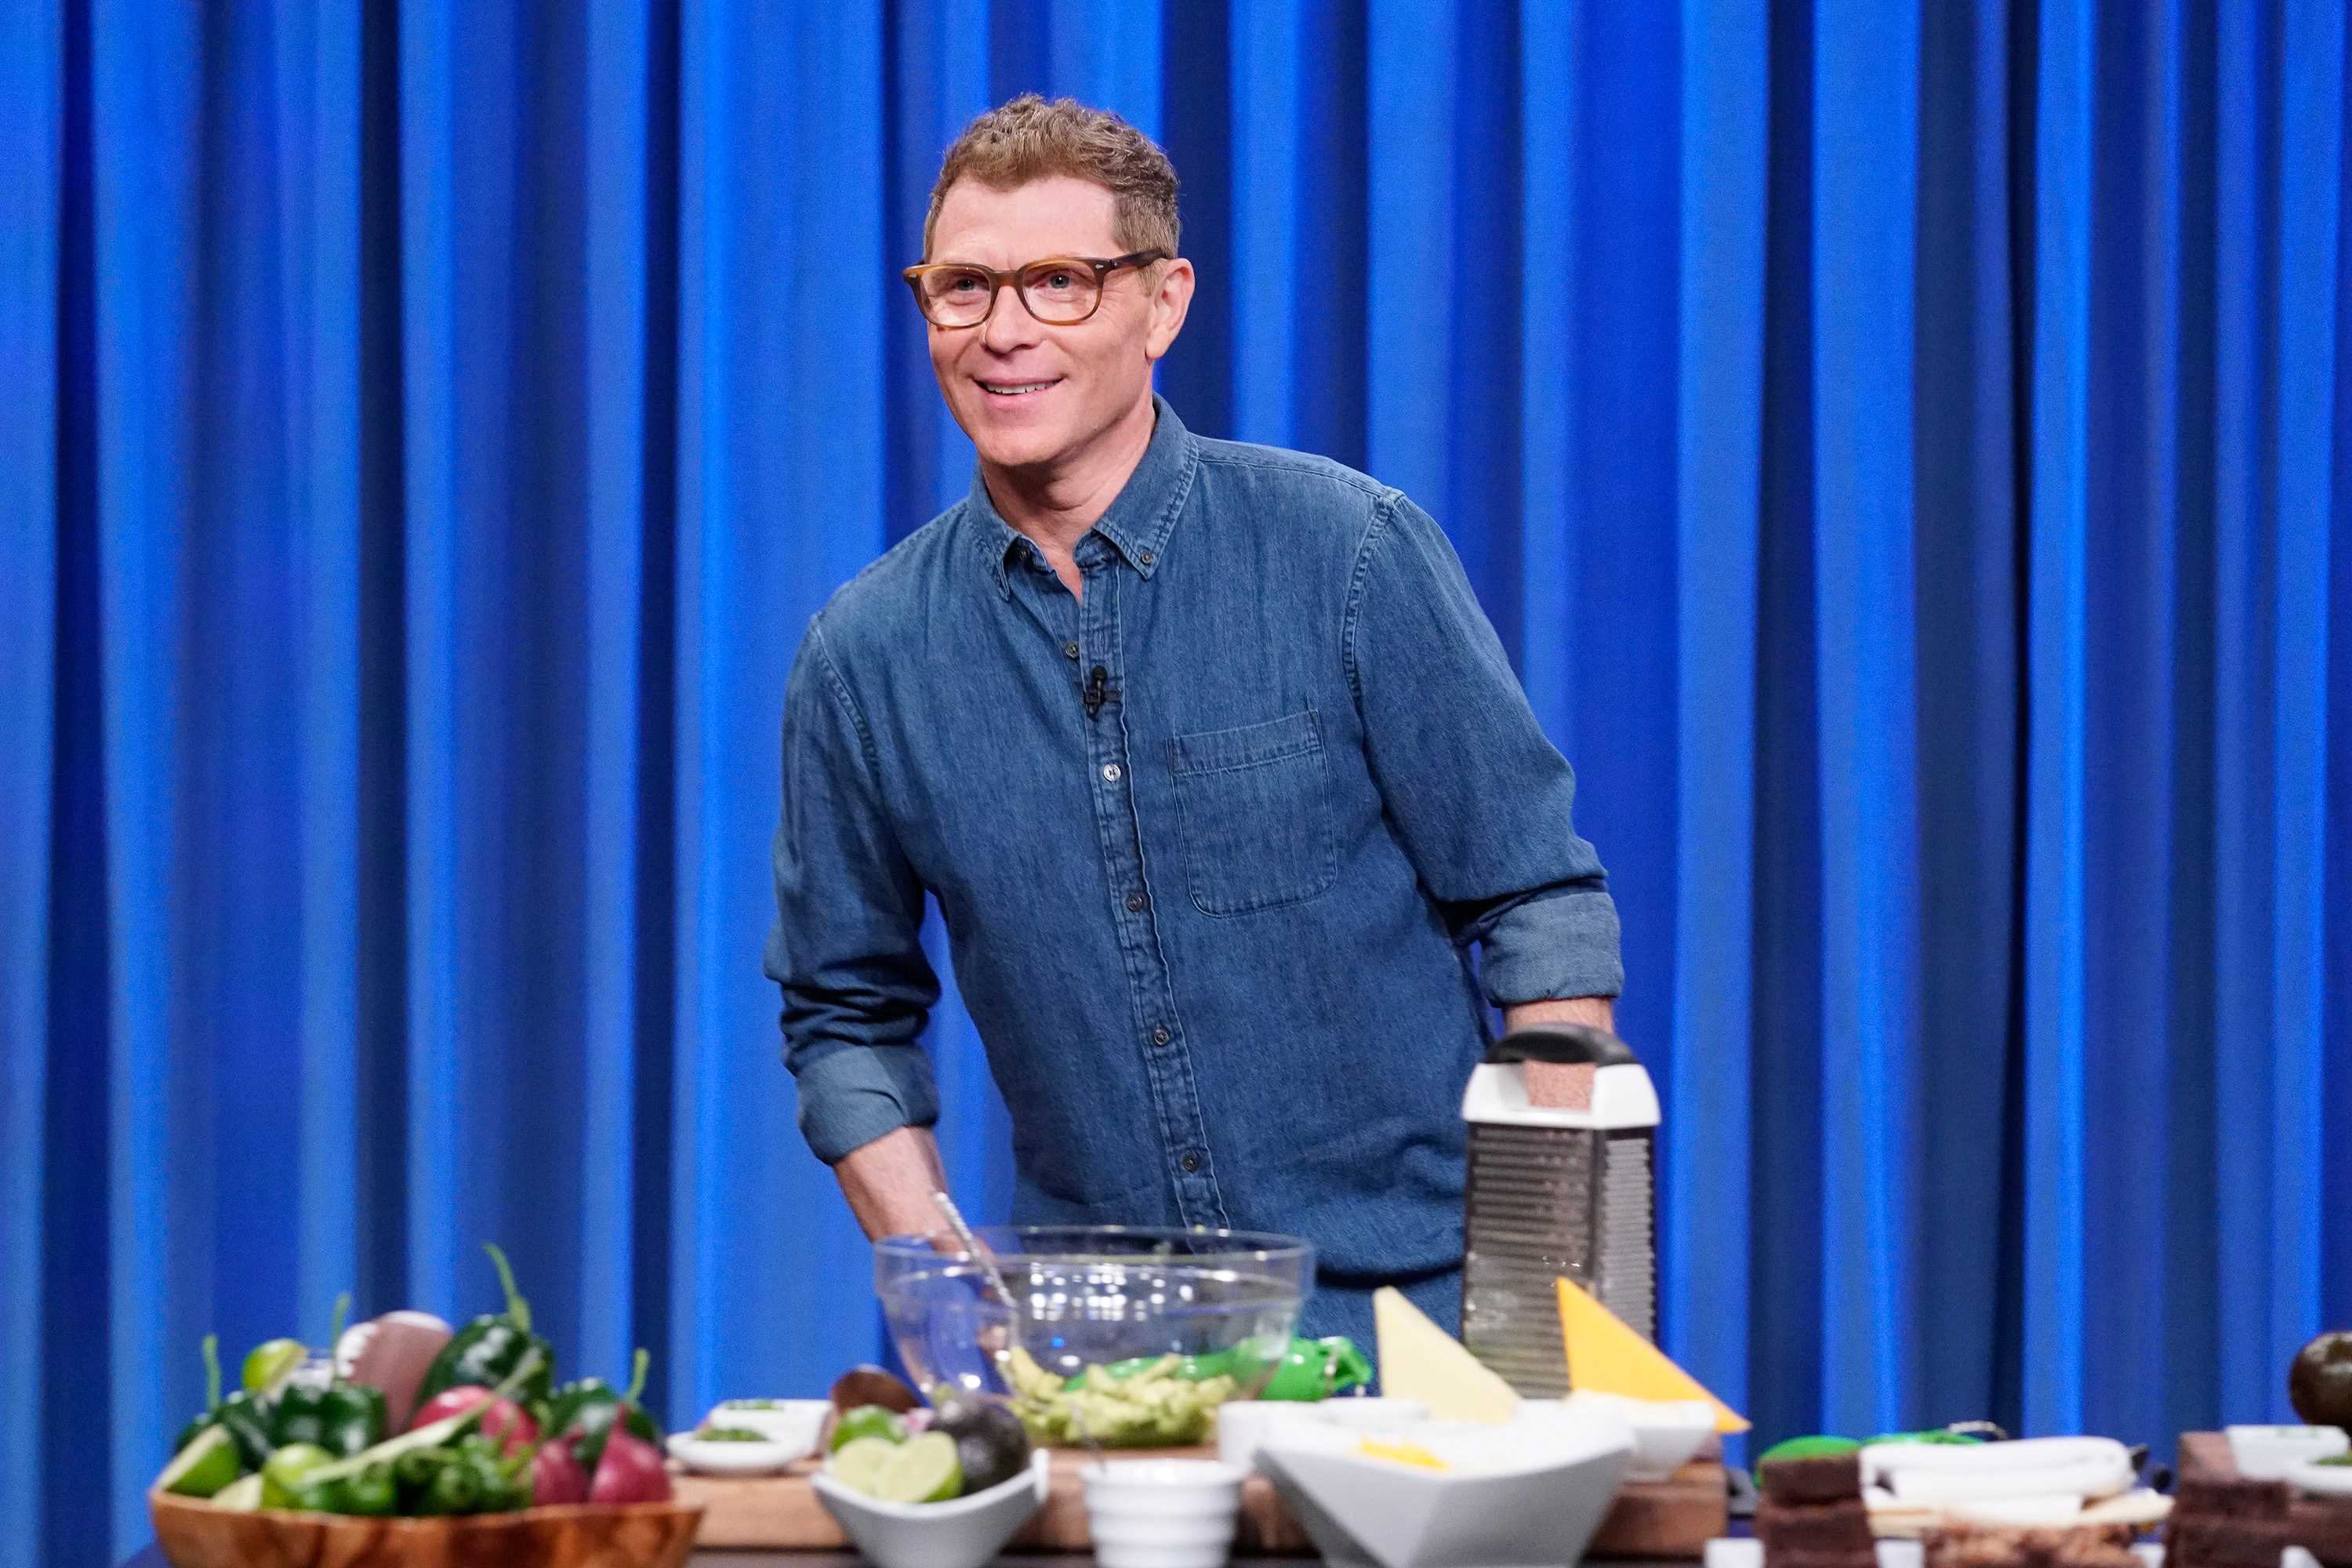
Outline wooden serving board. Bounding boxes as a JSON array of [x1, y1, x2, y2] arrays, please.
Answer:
[[673, 1450, 1728, 1558]]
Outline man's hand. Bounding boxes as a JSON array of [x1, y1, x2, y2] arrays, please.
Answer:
[[834, 1125, 953, 1240], [1501, 996, 1617, 1036]]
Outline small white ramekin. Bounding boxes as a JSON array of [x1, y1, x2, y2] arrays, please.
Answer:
[[1081, 1458, 1249, 1568]]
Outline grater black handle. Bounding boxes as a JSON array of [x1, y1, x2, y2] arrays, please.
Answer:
[[1486, 1024, 1639, 1066]]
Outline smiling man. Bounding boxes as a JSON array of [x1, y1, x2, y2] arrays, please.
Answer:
[[766, 96, 1621, 1348]]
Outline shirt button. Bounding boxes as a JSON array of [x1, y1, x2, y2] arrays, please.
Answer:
[[1102, 763, 1121, 782], [1126, 891, 1148, 913], [1139, 549, 1154, 566], [1179, 1150, 1201, 1173], [1063, 640, 1080, 659], [1151, 1026, 1171, 1047]]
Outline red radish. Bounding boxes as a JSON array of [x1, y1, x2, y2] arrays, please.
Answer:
[[408, 1385, 539, 1457], [589, 1427, 673, 1504], [532, 1437, 591, 1505]]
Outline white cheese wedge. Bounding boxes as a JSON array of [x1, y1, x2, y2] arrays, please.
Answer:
[[1373, 1287, 1520, 1424]]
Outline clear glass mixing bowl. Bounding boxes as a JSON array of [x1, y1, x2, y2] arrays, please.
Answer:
[[874, 1225, 1313, 1409]]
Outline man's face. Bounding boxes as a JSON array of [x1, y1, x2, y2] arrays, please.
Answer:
[[924, 175, 1192, 476]]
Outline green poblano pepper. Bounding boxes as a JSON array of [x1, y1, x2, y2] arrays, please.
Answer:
[[412, 1243, 557, 1414], [270, 1295, 387, 1459], [216, 1390, 280, 1471], [548, 1347, 662, 1472]]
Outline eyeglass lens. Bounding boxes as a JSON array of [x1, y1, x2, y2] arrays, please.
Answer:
[[920, 260, 1101, 326]]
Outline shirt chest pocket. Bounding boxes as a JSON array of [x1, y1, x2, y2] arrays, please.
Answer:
[[1164, 710, 1338, 916]]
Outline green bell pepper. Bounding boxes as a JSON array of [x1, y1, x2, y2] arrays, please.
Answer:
[[412, 1244, 556, 1415]]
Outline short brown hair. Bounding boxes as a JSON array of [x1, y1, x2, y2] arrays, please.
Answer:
[[924, 94, 1181, 260]]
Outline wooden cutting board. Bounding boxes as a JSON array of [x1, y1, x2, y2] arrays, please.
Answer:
[[673, 1449, 1727, 1557]]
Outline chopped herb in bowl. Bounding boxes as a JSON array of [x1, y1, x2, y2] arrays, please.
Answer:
[[695, 1427, 775, 1443]]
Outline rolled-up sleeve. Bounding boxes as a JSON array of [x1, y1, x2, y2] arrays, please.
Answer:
[[1345, 494, 1624, 1005], [766, 617, 942, 1163]]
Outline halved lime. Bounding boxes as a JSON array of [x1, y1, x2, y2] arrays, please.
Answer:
[[158, 1425, 240, 1498], [878, 1432, 963, 1503], [242, 1338, 307, 1393], [830, 1403, 907, 1451], [829, 1436, 902, 1497], [260, 1443, 333, 1509]]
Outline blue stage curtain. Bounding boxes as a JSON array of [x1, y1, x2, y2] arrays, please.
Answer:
[[2, 2, 2347, 1560]]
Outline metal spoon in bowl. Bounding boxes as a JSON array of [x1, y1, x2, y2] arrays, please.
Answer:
[[929, 1190, 1105, 1468]]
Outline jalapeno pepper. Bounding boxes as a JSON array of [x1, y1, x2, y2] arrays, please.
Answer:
[[546, 1348, 662, 1472], [412, 1244, 556, 1416], [417, 1453, 481, 1515]]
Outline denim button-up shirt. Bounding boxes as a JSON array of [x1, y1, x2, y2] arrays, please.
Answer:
[[767, 399, 1621, 1281]]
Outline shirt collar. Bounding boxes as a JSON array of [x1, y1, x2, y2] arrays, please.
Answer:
[[966, 395, 1196, 597]]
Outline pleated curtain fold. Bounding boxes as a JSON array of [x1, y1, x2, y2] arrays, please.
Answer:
[[1, 2, 2344, 1562]]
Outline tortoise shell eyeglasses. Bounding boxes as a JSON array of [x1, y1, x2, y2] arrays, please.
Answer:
[[902, 249, 1169, 328]]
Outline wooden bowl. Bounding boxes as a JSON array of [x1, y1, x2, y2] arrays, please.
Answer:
[[150, 1490, 703, 1568]]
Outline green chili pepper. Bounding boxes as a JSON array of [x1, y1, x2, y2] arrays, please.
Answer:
[[546, 1347, 661, 1473], [175, 1334, 274, 1471], [413, 1244, 556, 1414], [174, 1335, 229, 1456]]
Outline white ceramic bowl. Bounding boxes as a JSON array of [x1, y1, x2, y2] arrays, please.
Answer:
[[2286, 1457, 2352, 1497], [1548, 1391, 1715, 1482], [811, 1446, 1051, 1568], [1215, 1399, 1434, 1468], [2227, 1425, 2350, 1480], [1255, 1415, 1632, 1568], [699, 1398, 830, 1455], [1083, 1458, 1249, 1568], [666, 1429, 806, 1476]]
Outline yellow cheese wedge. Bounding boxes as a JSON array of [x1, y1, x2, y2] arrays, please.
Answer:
[[1555, 1276, 1750, 1433], [1373, 1286, 1521, 1424]]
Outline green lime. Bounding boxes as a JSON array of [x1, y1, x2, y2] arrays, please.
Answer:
[[158, 1425, 241, 1499], [260, 1443, 334, 1509], [242, 1338, 307, 1393], [878, 1432, 963, 1503], [830, 1404, 908, 1451], [829, 1436, 902, 1497]]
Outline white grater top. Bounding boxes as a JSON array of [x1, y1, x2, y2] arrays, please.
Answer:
[[1460, 1025, 1660, 1130]]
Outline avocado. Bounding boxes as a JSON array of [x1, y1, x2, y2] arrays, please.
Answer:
[[2290, 1331, 2352, 1430], [929, 1396, 1032, 1495]]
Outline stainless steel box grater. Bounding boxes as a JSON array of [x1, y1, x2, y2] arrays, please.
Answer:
[[1459, 1025, 1660, 1397]]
